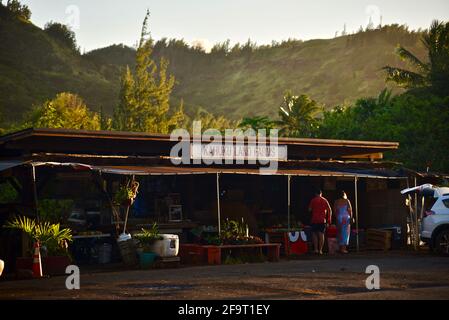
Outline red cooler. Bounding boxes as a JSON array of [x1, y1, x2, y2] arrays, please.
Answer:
[[287, 231, 308, 255]]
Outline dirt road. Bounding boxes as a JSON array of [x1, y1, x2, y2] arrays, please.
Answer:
[[1, 251, 448, 300]]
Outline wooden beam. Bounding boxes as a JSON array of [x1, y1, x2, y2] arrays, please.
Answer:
[[341, 152, 383, 160]]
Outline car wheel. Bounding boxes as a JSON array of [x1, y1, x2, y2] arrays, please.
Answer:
[[434, 229, 449, 256]]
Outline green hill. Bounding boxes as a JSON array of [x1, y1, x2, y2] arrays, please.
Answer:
[[0, 5, 119, 122], [0, 3, 427, 123]]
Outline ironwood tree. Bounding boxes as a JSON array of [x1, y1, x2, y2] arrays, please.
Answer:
[[112, 10, 184, 134]]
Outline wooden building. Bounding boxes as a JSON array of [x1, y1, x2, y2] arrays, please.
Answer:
[[0, 128, 412, 272]]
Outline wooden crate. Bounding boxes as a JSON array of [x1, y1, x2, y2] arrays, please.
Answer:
[[153, 256, 180, 269], [366, 229, 392, 251]]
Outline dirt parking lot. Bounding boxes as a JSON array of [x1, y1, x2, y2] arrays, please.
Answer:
[[0, 251, 448, 300]]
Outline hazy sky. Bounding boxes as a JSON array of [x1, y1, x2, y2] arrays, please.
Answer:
[[13, 0, 449, 52]]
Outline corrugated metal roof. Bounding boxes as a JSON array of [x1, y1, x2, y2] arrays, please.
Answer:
[[31, 162, 405, 179], [0, 128, 399, 161], [93, 165, 405, 179]]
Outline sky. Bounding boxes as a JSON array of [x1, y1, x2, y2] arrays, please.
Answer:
[[11, 0, 449, 52]]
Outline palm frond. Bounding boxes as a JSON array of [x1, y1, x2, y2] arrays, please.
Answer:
[[383, 66, 427, 88], [422, 20, 444, 52], [4, 215, 36, 237], [396, 46, 428, 72], [377, 88, 393, 106]]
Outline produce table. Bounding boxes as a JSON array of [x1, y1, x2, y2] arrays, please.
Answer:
[[71, 233, 113, 264], [73, 233, 111, 239], [203, 243, 281, 265]]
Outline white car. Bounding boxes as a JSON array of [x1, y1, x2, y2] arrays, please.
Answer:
[[401, 184, 449, 255]]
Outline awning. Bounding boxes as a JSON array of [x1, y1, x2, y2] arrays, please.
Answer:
[[0, 160, 28, 172], [30, 162, 406, 179]]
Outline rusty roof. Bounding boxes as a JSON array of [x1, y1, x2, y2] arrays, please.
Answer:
[[0, 127, 399, 160]]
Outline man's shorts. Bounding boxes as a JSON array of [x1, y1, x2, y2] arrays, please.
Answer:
[[311, 223, 326, 233]]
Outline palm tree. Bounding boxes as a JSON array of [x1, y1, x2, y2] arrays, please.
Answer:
[[238, 116, 276, 132], [278, 92, 321, 137], [383, 20, 449, 96]]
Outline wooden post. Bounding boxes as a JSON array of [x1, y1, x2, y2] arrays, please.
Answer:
[[122, 175, 135, 234], [354, 176, 359, 252], [31, 164, 39, 222], [216, 173, 221, 234], [287, 175, 291, 231], [414, 177, 418, 250], [405, 178, 413, 247]]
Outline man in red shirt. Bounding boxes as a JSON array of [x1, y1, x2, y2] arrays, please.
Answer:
[[308, 189, 332, 254]]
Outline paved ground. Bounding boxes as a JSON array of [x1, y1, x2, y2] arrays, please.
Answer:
[[0, 251, 448, 300]]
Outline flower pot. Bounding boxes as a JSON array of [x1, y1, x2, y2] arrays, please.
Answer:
[[15, 257, 32, 272], [139, 252, 157, 268], [43, 256, 72, 275], [15, 256, 71, 276]]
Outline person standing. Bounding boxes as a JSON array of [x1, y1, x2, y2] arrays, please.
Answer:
[[334, 190, 353, 254], [308, 189, 332, 254]]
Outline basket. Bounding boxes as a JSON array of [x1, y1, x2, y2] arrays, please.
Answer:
[[139, 252, 157, 268], [117, 239, 138, 266]]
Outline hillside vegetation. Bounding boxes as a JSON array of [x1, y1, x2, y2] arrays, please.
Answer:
[[0, 3, 426, 123]]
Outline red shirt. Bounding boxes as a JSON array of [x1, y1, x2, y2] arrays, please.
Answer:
[[309, 196, 332, 224]]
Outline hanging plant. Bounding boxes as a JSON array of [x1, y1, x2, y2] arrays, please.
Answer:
[[114, 181, 139, 207]]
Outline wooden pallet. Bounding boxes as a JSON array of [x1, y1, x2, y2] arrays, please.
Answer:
[[153, 256, 181, 269], [366, 229, 392, 251]]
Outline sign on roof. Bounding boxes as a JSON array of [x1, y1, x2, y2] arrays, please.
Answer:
[[191, 143, 288, 161]]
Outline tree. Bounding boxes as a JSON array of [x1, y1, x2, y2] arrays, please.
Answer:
[[112, 66, 136, 131], [188, 108, 237, 133], [4, 0, 31, 21], [238, 116, 276, 132], [318, 89, 449, 172], [210, 40, 231, 57], [44, 22, 79, 53], [383, 20, 449, 97], [29, 92, 100, 130], [278, 92, 321, 137], [112, 10, 183, 134]]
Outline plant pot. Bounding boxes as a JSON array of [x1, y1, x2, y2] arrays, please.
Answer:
[[15, 256, 71, 276], [15, 257, 32, 271], [139, 252, 157, 268], [42, 256, 71, 275]]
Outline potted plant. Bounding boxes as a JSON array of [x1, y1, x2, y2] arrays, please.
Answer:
[[134, 223, 163, 268], [114, 181, 139, 207], [5, 215, 73, 276]]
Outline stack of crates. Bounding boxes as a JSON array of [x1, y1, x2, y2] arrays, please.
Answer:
[[366, 229, 392, 251]]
